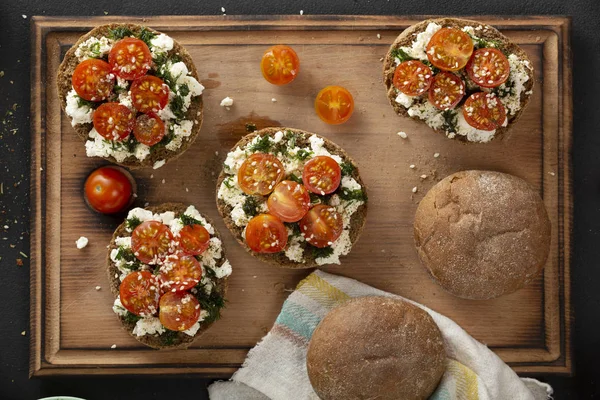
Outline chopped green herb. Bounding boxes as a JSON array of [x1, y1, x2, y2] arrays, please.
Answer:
[[124, 312, 141, 325], [89, 42, 101, 57], [284, 130, 298, 147], [339, 188, 368, 202], [294, 149, 312, 161], [138, 27, 157, 48], [113, 84, 128, 94], [204, 266, 217, 280], [223, 177, 234, 189], [285, 222, 302, 238], [75, 95, 98, 109], [193, 287, 226, 323], [288, 174, 302, 184], [114, 247, 143, 270], [468, 34, 503, 50], [248, 135, 272, 153], [309, 193, 322, 204], [161, 329, 179, 345], [390, 47, 414, 63], [126, 216, 142, 231], [340, 161, 355, 176], [441, 109, 458, 132], [178, 83, 190, 97], [242, 196, 259, 217], [311, 245, 334, 259], [170, 95, 186, 120], [245, 122, 257, 133], [107, 26, 134, 40], [180, 214, 202, 226]]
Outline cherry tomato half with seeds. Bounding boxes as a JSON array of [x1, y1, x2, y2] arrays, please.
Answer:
[[238, 153, 285, 196], [299, 204, 343, 248], [130, 75, 169, 114], [119, 271, 160, 317], [133, 113, 166, 146], [245, 214, 288, 253], [178, 224, 211, 256], [302, 156, 342, 195], [466, 48, 510, 88], [71, 59, 115, 102], [462, 92, 507, 131], [428, 72, 465, 110], [426, 28, 474, 71], [267, 180, 311, 223], [108, 37, 152, 80], [314, 85, 354, 125], [93, 102, 136, 141], [84, 166, 134, 214], [159, 291, 201, 331], [393, 60, 433, 96], [131, 221, 174, 264], [158, 254, 203, 292], [260, 45, 300, 85]]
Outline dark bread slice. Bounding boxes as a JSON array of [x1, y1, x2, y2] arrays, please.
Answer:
[[383, 18, 534, 142], [215, 127, 368, 269], [413, 171, 551, 300], [57, 24, 203, 169], [306, 296, 446, 400], [106, 202, 228, 349]]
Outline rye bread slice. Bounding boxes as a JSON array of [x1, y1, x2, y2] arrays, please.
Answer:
[[106, 202, 228, 350], [383, 18, 534, 142], [216, 127, 368, 269], [57, 23, 203, 169]]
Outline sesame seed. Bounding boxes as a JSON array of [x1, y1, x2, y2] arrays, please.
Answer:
[[111, 344, 117, 349], [412, 187, 418, 193], [95, 286, 101, 291], [409, 164, 415, 169], [21, 331, 26, 336], [433, 153, 440, 158], [397, 131, 407, 139], [420, 174, 427, 179]]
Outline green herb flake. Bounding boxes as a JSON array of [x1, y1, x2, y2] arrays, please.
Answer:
[[178, 83, 190, 97], [242, 196, 259, 217], [245, 122, 257, 133], [339, 188, 368, 202], [294, 149, 312, 161], [223, 177, 234, 189], [125, 216, 142, 231], [311, 245, 334, 259], [89, 42, 101, 57], [75, 95, 98, 109], [138, 27, 157, 47], [180, 214, 202, 227], [124, 312, 141, 325], [285, 222, 302, 239], [340, 162, 355, 176], [161, 329, 179, 346], [193, 286, 226, 323], [288, 174, 302, 184], [170, 95, 186, 120], [248, 135, 272, 153], [441, 110, 458, 132], [107, 26, 134, 40], [390, 47, 415, 63]]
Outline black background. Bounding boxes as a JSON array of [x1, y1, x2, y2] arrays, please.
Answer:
[[1, 0, 598, 399]]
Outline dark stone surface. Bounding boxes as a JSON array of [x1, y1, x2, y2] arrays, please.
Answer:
[[0, 0, 598, 398]]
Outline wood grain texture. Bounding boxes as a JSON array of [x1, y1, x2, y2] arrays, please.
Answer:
[[29, 15, 572, 377]]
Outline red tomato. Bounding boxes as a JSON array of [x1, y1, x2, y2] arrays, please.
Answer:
[[130, 75, 169, 114], [302, 156, 342, 195], [178, 224, 211, 256], [84, 166, 133, 214], [462, 92, 507, 131], [466, 48, 510, 88], [314, 85, 354, 125], [92, 102, 135, 141], [159, 254, 203, 292], [267, 180, 311, 223], [393, 60, 433, 96], [71, 59, 115, 101], [260, 45, 300, 85], [245, 214, 288, 253], [131, 221, 174, 264], [428, 72, 465, 110], [119, 271, 160, 317], [108, 38, 152, 80], [426, 28, 474, 71], [133, 113, 166, 146], [159, 291, 201, 331], [300, 204, 343, 248], [237, 153, 285, 196]]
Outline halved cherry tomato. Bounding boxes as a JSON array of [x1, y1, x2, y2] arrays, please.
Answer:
[[178, 224, 211, 256], [130, 75, 169, 114], [267, 180, 311, 223], [159, 291, 201, 331], [92, 102, 135, 141], [466, 48, 510, 88], [245, 214, 288, 253], [302, 156, 342, 195], [71, 59, 115, 101], [238, 153, 285, 196], [393, 60, 433, 96], [428, 72, 465, 110], [260, 45, 300, 85], [131, 221, 174, 264], [462, 92, 507, 131], [133, 113, 166, 146], [119, 271, 160, 317], [300, 204, 343, 248], [426, 28, 474, 71], [108, 37, 152, 80], [159, 254, 203, 292], [84, 166, 133, 214], [314, 85, 354, 125]]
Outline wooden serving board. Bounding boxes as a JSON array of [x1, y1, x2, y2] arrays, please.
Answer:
[[29, 15, 572, 376]]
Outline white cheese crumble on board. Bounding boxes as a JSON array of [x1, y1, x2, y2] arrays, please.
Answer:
[[75, 236, 88, 249], [220, 97, 234, 107]]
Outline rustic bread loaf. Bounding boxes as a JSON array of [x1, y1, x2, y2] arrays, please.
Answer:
[[414, 170, 551, 300], [306, 296, 446, 400]]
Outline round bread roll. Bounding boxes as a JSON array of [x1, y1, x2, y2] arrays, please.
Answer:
[[306, 296, 445, 400], [414, 170, 551, 300]]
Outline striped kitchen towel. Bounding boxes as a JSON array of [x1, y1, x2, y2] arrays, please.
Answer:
[[208, 270, 553, 400]]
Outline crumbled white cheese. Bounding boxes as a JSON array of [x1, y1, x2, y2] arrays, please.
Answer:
[[183, 321, 201, 336], [213, 260, 233, 278], [74, 36, 113, 61], [75, 236, 88, 249], [86, 128, 150, 162], [153, 160, 166, 170], [272, 130, 284, 143], [501, 54, 532, 116], [397, 131, 408, 139], [220, 97, 234, 107], [223, 147, 247, 173], [158, 211, 175, 225], [309, 135, 342, 164], [341, 176, 362, 191], [132, 317, 166, 337], [150, 33, 174, 57], [112, 297, 128, 316], [201, 237, 223, 268], [454, 112, 496, 143], [407, 102, 446, 130], [285, 239, 305, 263], [118, 91, 134, 110], [400, 22, 441, 60], [395, 92, 414, 108], [126, 207, 155, 223], [116, 76, 129, 90], [65, 89, 93, 126], [165, 120, 194, 151], [184, 205, 215, 234], [115, 236, 132, 248], [315, 230, 353, 266]]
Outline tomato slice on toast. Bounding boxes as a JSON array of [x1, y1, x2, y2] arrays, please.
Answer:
[[462, 92, 507, 131], [178, 224, 211, 256], [159, 291, 201, 331], [466, 48, 510, 88], [159, 254, 203, 292], [93, 102, 136, 141], [302, 156, 342, 195], [108, 38, 152, 80], [267, 180, 311, 223], [245, 214, 288, 253], [133, 113, 166, 146], [131, 221, 174, 264], [71, 59, 115, 101], [238, 153, 285, 196], [426, 28, 474, 71], [130, 75, 169, 114], [119, 271, 160, 317], [393, 60, 433, 96], [428, 72, 465, 110], [300, 204, 343, 248]]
